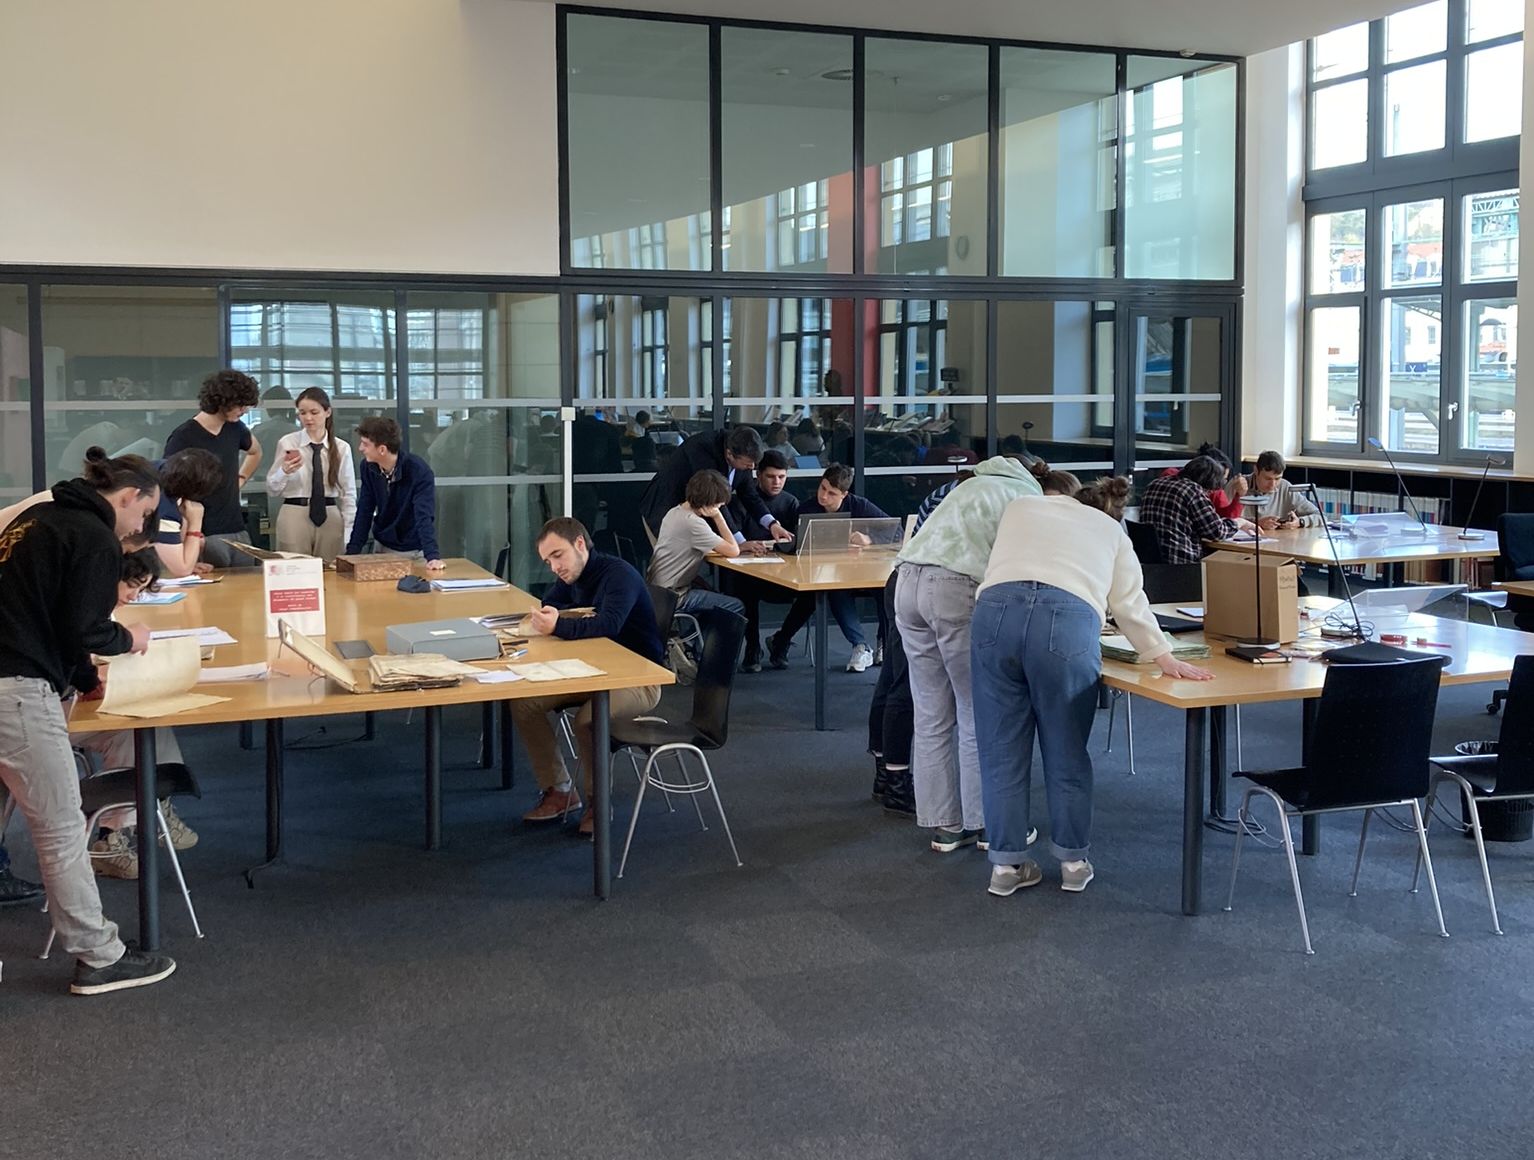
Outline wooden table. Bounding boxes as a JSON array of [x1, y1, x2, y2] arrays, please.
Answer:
[[1496, 580, 1534, 599], [1102, 598, 1534, 917], [716, 548, 898, 730], [1209, 525, 1500, 594], [72, 559, 674, 948]]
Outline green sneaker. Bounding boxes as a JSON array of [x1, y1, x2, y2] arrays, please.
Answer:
[[977, 827, 1038, 852], [930, 827, 982, 853]]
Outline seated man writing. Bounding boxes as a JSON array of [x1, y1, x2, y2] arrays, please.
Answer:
[[730, 450, 799, 672], [767, 463, 892, 674], [646, 469, 746, 618], [513, 518, 666, 837]]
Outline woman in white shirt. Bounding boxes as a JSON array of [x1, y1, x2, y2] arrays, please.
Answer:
[[265, 387, 357, 563], [971, 477, 1213, 900]]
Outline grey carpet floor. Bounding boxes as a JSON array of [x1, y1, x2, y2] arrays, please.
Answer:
[[4, 650, 1532, 1159]]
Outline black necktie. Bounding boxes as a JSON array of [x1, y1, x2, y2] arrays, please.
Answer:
[[308, 442, 326, 527]]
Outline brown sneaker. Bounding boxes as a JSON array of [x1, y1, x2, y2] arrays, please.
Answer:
[[523, 787, 581, 823], [577, 808, 594, 838]]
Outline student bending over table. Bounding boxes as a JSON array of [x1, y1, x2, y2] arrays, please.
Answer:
[[1138, 454, 1253, 565], [646, 469, 746, 620], [514, 518, 665, 838], [971, 477, 1213, 901], [729, 450, 800, 673], [0, 448, 176, 995], [346, 415, 444, 570], [150, 447, 224, 578]]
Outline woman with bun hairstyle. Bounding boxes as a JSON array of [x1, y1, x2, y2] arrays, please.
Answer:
[[265, 387, 357, 562], [972, 475, 1214, 901], [892, 455, 1070, 854], [0, 447, 177, 994]]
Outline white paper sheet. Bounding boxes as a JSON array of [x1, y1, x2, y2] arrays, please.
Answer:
[[473, 670, 526, 684], [430, 578, 510, 591], [150, 626, 238, 647], [197, 663, 271, 683]]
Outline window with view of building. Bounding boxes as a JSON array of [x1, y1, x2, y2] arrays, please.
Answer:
[[1303, 0, 1521, 461]]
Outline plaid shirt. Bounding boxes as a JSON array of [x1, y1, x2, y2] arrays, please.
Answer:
[[1138, 473, 1237, 564]]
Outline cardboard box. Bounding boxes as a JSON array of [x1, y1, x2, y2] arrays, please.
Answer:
[[385, 618, 501, 662], [1201, 551, 1300, 644]]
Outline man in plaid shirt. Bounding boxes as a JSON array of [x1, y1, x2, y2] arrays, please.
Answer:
[[1138, 455, 1251, 564]]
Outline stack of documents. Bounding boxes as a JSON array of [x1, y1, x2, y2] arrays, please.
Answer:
[[367, 652, 484, 691], [1099, 634, 1211, 664], [507, 659, 607, 682], [98, 637, 232, 719], [430, 577, 509, 592]]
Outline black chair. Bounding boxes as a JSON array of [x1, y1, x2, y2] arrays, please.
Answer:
[[611, 606, 747, 878], [1224, 657, 1450, 954], [1125, 519, 1165, 565], [1418, 653, 1534, 934], [1486, 514, 1534, 713]]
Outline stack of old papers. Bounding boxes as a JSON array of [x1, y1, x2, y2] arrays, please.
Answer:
[[1099, 634, 1211, 665], [367, 652, 484, 691], [98, 637, 232, 719]]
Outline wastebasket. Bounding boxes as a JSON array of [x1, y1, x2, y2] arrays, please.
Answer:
[[1453, 741, 1534, 842]]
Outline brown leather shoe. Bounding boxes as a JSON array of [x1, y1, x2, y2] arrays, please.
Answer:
[[523, 787, 581, 823], [577, 808, 594, 838]]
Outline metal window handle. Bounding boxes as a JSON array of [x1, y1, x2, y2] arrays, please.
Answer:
[[1447, 402, 1460, 420]]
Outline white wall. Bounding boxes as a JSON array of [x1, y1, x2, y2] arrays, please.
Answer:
[[1240, 43, 1305, 458], [0, 0, 559, 276]]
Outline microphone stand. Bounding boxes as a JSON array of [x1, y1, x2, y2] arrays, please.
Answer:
[[1457, 454, 1505, 542], [1367, 436, 1430, 535], [1304, 481, 1366, 640]]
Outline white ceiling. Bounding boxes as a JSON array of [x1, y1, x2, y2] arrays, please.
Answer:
[[551, 0, 1408, 58]]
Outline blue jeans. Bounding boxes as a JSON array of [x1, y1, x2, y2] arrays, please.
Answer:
[[678, 588, 745, 618], [971, 581, 1102, 864], [776, 591, 866, 649]]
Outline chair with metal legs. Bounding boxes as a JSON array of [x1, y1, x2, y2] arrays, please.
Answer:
[[612, 607, 747, 879], [1415, 653, 1534, 935], [41, 762, 205, 957], [1224, 656, 1450, 954]]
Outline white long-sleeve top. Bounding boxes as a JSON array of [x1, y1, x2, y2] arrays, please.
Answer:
[[979, 495, 1170, 663], [265, 431, 358, 545]]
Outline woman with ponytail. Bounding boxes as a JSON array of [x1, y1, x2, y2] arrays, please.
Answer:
[[0, 446, 176, 993], [970, 475, 1213, 902], [265, 387, 357, 562]]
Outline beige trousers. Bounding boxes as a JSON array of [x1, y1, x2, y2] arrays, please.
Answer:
[[274, 504, 344, 563], [509, 685, 663, 797]]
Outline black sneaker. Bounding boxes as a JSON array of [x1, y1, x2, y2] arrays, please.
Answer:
[[766, 633, 790, 670], [0, 865, 44, 906], [871, 756, 891, 801], [70, 948, 177, 996]]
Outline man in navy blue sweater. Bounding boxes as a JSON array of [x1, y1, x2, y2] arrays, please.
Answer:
[[767, 463, 893, 674], [345, 416, 444, 569], [512, 518, 665, 837]]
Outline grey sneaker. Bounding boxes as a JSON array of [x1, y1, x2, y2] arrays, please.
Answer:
[[988, 861, 1044, 897], [977, 827, 1037, 852], [1061, 860, 1095, 893], [930, 827, 981, 853], [71, 948, 177, 995]]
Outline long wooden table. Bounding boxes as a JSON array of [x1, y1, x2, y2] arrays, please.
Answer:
[[1101, 598, 1534, 917], [1497, 580, 1534, 599], [70, 559, 674, 948], [716, 549, 897, 730], [1209, 524, 1500, 595]]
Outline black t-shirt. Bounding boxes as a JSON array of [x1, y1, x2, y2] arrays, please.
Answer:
[[163, 417, 252, 535]]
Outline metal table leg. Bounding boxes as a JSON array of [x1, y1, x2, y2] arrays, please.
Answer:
[[245, 719, 284, 887], [479, 703, 495, 769], [499, 702, 516, 790], [1182, 707, 1208, 916], [363, 712, 376, 741], [238, 721, 254, 750], [425, 706, 442, 850], [135, 728, 160, 949], [1301, 698, 1320, 854], [814, 591, 829, 731], [591, 690, 611, 900]]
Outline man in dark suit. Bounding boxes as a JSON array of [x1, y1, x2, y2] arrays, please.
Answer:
[[639, 425, 794, 545]]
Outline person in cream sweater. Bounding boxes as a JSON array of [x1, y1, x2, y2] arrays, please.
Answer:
[[971, 477, 1214, 900]]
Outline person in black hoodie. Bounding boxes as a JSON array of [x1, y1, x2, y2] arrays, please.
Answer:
[[0, 447, 177, 995], [638, 425, 795, 545]]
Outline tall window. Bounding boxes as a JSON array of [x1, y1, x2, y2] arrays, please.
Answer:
[[778, 298, 833, 397], [1304, 0, 1521, 461], [639, 296, 668, 396]]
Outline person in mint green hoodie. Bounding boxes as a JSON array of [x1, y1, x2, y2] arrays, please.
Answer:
[[894, 457, 1081, 854]]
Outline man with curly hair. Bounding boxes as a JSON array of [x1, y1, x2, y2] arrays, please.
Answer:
[[162, 370, 263, 568]]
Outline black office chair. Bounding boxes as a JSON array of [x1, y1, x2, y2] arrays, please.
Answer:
[[1224, 656, 1450, 954], [1419, 653, 1534, 934], [611, 606, 746, 878], [1486, 514, 1534, 713], [1125, 519, 1165, 565]]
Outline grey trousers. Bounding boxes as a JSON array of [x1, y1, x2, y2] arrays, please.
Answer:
[[895, 562, 984, 832], [0, 677, 124, 968]]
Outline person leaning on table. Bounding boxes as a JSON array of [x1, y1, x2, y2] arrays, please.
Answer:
[[265, 387, 357, 563], [345, 415, 444, 570], [0, 447, 176, 995], [513, 517, 665, 839], [971, 476, 1214, 902]]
